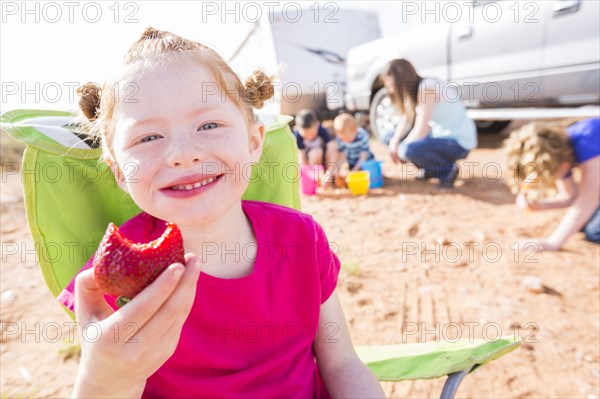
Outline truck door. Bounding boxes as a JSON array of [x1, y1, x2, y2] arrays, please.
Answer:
[[542, 0, 600, 105], [450, 0, 546, 107]]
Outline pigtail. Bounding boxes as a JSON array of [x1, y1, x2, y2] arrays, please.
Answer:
[[77, 82, 101, 122], [243, 70, 275, 109]]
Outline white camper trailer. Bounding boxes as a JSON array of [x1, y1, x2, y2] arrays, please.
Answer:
[[228, 5, 380, 120]]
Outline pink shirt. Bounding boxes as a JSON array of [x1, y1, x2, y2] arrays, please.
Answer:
[[58, 201, 340, 398]]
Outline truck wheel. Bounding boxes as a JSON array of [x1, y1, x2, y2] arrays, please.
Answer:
[[369, 87, 401, 143], [475, 120, 511, 134]]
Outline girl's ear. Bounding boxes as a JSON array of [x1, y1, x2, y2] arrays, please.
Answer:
[[248, 121, 265, 163], [104, 155, 128, 193]]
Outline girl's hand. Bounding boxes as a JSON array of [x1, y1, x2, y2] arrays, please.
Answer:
[[72, 254, 201, 398]]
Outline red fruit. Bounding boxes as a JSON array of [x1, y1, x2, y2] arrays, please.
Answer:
[[93, 222, 185, 301]]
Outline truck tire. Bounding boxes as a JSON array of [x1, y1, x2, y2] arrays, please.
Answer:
[[369, 87, 401, 143], [475, 120, 512, 134]]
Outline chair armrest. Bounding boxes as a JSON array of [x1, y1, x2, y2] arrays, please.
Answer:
[[355, 337, 520, 381]]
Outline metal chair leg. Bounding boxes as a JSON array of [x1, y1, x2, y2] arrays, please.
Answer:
[[439, 366, 473, 399]]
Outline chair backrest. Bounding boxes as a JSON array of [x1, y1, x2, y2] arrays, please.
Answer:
[[1, 109, 300, 300]]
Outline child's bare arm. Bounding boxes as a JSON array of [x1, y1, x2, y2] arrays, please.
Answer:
[[323, 141, 340, 182], [72, 255, 201, 398], [524, 176, 578, 210], [549, 176, 578, 207], [313, 290, 385, 398], [298, 149, 308, 165], [352, 152, 372, 171], [545, 156, 600, 248]]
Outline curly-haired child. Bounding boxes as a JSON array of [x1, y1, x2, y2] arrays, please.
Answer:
[[503, 118, 599, 250], [58, 27, 384, 398]]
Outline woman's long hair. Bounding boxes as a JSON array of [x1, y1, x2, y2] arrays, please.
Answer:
[[383, 59, 423, 124]]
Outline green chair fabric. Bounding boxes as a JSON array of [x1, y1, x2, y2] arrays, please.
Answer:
[[356, 337, 519, 381]]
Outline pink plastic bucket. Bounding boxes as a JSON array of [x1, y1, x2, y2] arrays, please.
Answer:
[[300, 165, 323, 195]]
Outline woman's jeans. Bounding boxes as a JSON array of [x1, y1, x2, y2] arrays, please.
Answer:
[[398, 137, 469, 182], [583, 205, 600, 244]]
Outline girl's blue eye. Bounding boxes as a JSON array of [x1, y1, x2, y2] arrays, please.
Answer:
[[140, 135, 160, 143], [198, 122, 220, 131]]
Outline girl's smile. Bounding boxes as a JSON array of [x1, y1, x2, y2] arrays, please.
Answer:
[[159, 173, 225, 198]]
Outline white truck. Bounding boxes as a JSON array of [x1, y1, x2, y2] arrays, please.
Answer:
[[228, 5, 381, 121], [344, 0, 600, 138]]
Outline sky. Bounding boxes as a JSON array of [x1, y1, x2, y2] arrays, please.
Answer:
[[0, 1, 414, 112]]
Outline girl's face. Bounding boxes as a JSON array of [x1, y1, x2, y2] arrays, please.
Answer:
[[109, 57, 264, 227]]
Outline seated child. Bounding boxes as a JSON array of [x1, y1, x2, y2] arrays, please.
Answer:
[[293, 109, 339, 184], [503, 118, 599, 250], [59, 28, 384, 398], [333, 113, 375, 172]]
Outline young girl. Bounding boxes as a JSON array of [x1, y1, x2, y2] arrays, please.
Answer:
[[382, 59, 477, 188], [58, 28, 384, 398], [503, 118, 600, 250]]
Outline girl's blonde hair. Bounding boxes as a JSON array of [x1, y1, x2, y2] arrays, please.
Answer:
[[382, 59, 423, 126], [77, 27, 275, 157], [503, 121, 574, 194]]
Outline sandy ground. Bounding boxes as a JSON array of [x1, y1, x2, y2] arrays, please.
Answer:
[[1, 123, 599, 398]]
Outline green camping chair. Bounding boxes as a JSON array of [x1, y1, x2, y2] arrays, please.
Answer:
[[1, 109, 520, 399]]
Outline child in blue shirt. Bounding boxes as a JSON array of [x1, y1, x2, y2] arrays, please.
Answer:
[[333, 113, 374, 171], [504, 118, 600, 249], [293, 109, 339, 184]]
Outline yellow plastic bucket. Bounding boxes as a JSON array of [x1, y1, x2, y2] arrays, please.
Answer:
[[346, 171, 370, 195]]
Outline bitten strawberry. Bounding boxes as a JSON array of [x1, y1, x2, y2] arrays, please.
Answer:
[[93, 222, 185, 305]]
